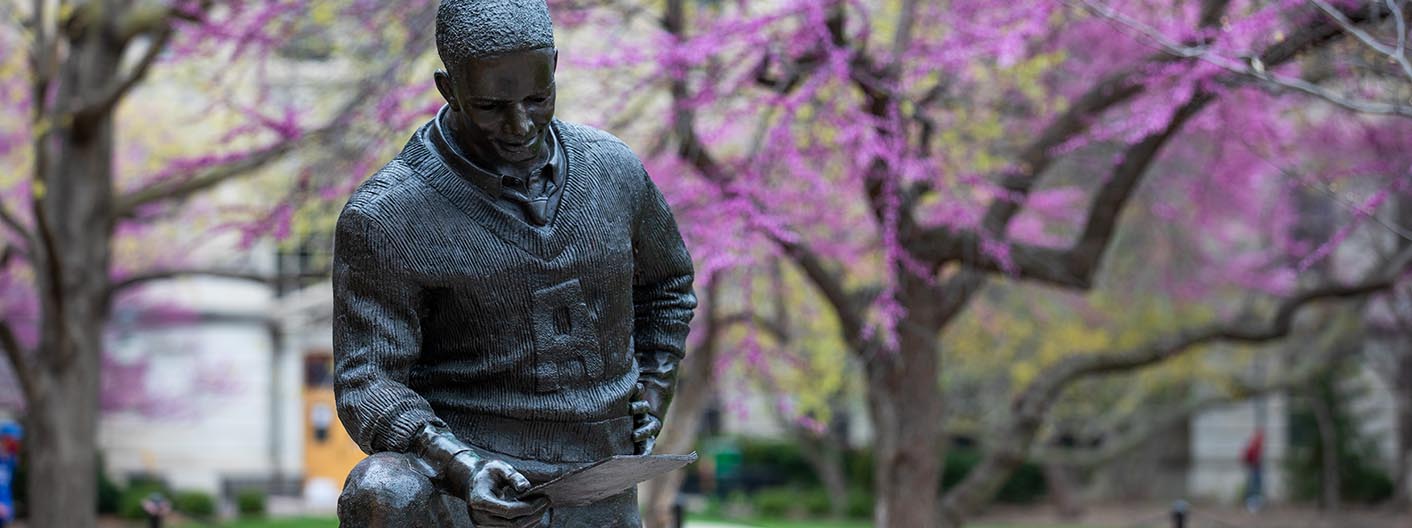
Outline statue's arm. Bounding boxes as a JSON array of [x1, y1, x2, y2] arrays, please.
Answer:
[[629, 167, 698, 445], [334, 207, 542, 517], [332, 206, 446, 455]]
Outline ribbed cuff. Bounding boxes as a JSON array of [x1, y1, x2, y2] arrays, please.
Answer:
[[412, 424, 482, 500]]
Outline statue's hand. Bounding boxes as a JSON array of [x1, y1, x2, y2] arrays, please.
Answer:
[[630, 383, 662, 455], [464, 459, 550, 528]]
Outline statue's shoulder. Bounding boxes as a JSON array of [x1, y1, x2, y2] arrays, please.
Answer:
[[554, 120, 645, 168], [342, 158, 424, 217]]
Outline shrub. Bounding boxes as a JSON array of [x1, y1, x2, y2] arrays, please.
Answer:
[[97, 467, 122, 515], [172, 490, 217, 520], [236, 488, 267, 517], [799, 487, 833, 517], [942, 448, 1047, 503], [737, 438, 815, 487], [708, 435, 1049, 510], [845, 488, 873, 519], [751, 487, 798, 518], [1287, 370, 1396, 504]]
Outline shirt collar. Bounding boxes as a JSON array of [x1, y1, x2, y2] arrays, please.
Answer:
[[426, 104, 562, 198]]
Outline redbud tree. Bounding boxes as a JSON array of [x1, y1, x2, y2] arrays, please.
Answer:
[[0, 1, 441, 526], [547, 0, 1412, 526]]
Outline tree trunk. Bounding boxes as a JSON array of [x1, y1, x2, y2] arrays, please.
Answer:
[[1043, 463, 1084, 520], [1311, 392, 1341, 511], [641, 341, 717, 528], [795, 422, 850, 519], [642, 279, 722, 528], [1387, 347, 1412, 510], [26, 361, 101, 528], [25, 18, 120, 528], [865, 311, 942, 528]]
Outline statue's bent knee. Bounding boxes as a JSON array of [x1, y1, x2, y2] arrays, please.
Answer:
[[339, 452, 437, 527]]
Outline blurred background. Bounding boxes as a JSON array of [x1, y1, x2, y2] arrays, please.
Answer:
[[1, 0, 1411, 527]]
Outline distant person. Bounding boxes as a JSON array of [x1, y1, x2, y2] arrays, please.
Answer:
[[0, 422, 20, 528], [1242, 430, 1264, 512], [141, 492, 172, 528]]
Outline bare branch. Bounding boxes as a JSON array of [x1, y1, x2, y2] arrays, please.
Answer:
[[107, 268, 329, 300], [1033, 322, 1359, 467], [0, 243, 28, 268], [939, 246, 1412, 523], [0, 319, 34, 404], [1240, 59, 1412, 116], [0, 199, 30, 249], [1079, 0, 1412, 116], [936, 268, 987, 327], [111, 130, 324, 219], [891, 0, 922, 61], [1033, 397, 1226, 467], [1391, 0, 1410, 69], [111, 0, 436, 219], [1311, 0, 1412, 79]]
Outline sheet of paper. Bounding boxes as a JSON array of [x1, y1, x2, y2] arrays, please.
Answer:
[[524, 452, 698, 507]]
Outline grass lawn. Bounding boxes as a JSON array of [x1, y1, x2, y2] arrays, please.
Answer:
[[688, 515, 1098, 528], [184, 518, 337, 528], [180, 515, 1100, 528]]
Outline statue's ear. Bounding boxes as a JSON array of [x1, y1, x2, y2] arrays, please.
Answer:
[[434, 70, 459, 112], [551, 49, 559, 72]]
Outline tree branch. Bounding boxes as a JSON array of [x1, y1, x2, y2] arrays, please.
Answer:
[[914, 0, 1390, 291], [912, 92, 1214, 289], [111, 130, 323, 219], [939, 246, 1412, 523], [1079, 0, 1411, 116], [0, 243, 27, 268], [936, 268, 988, 327], [0, 319, 34, 404], [65, 27, 173, 128], [891, 0, 922, 61], [109, 10, 432, 219], [0, 200, 30, 249], [1033, 322, 1360, 467], [1311, 0, 1412, 79], [659, 0, 866, 344], [107, 268, 329, 301]]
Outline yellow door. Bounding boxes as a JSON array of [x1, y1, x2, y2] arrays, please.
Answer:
[[303, 353, 363, 490]]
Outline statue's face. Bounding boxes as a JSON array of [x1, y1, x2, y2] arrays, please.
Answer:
[[436, 47, 557, 168]]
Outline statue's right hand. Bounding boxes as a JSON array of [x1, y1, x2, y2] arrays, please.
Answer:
[[466, 459, 550, 528]]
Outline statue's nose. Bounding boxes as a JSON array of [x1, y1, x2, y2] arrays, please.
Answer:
[[505, 104, 533, 137]]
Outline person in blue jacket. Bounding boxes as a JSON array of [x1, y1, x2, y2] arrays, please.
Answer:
[[0, 421, 21, 528]]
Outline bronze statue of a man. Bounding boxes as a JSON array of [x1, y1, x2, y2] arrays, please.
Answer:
[[331, 0, 696, 526]]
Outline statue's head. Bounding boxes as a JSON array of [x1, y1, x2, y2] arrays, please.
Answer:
[[434, 0, 558, 170]]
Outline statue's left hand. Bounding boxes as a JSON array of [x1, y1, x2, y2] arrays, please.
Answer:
[[630, 383, 662, 455]]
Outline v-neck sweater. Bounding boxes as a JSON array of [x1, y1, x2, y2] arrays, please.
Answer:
[[332, 118, 696, 466]]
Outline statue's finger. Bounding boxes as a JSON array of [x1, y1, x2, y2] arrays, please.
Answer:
[[510, 471, 532, 493], [630, 400, 651, 416], [472, 492, 542, 518], [475, 497, 548, 527], [633, 419, 661, 442]]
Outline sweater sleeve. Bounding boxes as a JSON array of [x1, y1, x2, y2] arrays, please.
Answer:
[[631, 166, 697, 418], [332, 206, 446, 454]]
